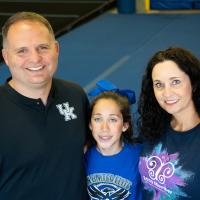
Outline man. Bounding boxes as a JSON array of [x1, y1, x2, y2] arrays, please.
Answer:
[[0, 12, 89, 199]]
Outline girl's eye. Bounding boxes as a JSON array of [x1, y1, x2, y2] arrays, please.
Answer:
[[109, 118, 118, 123], [93, 117, 102, 122]]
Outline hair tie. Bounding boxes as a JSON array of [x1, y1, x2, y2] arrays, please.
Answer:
[[88, 80, 136, 104]]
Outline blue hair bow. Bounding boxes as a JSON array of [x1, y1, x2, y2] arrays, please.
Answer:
[[88, 80, 136, 104]]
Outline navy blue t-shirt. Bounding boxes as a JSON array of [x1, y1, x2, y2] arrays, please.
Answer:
[[140, 123, 200, 200]]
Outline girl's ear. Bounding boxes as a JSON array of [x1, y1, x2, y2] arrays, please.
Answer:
[[89, 123, 92, 131], [122, 122, 129, 132]]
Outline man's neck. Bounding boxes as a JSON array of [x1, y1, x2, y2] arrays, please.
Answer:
[[8, 79, 52, 105]]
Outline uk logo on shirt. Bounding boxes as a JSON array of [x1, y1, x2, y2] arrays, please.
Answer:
[[56, 102, 77, 121], [139, 143, 193, 200]]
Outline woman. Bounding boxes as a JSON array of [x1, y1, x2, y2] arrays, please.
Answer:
[[138, 47, 200, 199]]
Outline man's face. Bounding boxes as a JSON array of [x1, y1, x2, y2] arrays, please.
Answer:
[[2, 20, 59, 90]]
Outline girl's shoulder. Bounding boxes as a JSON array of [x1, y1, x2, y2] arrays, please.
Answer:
[[125, 142, 143, 154], [84, 145, 97, 158]]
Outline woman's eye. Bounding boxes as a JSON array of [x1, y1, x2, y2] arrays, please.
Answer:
[[153, 82, 163, 89], [172, 79, 181, 85]]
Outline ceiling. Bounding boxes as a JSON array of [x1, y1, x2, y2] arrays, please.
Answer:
[[0, 0, 116, 63]]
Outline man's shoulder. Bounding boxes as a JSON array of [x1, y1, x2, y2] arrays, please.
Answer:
[[0, 84, 7, 95], [52, 78, 88, 102]]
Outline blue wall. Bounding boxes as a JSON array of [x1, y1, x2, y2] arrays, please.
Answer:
[[1, 13, 200, 113]]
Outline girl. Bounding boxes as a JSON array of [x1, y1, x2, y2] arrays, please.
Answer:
[[85, 80, 142, 200]]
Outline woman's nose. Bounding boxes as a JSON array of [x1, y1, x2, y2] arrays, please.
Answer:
[[163, 86, 172, 97]]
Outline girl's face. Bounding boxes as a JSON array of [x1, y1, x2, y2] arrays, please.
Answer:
[[90, 98, 128, 156], [152, 60, 195, 118]]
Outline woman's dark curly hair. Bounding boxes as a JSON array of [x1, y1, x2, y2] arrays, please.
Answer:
[[87, 91, 137, 147], [137, 47, 200, 142]]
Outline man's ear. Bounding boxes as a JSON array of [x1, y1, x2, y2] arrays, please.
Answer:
[[2, 49, 9, 66], [54, 40, 59, 54], [122, 122, 129, 132]]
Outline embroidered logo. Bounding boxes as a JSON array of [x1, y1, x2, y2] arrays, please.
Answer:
[[56, 102, 77, 121]]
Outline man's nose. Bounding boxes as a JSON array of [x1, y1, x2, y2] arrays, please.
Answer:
[[30, 49, 41, 63]]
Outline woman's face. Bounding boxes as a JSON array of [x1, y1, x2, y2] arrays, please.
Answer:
[[152, 60, 195, 117]]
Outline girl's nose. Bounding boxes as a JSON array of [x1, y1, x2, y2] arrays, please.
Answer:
[[101, 121, 109, 131]]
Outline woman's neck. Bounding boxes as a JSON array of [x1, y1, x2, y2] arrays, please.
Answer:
[[171, 112, 200, 132]]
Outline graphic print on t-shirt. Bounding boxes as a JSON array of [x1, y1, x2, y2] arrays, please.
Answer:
[[87, 173, 132, 199], [139, 143, 193, 200]]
